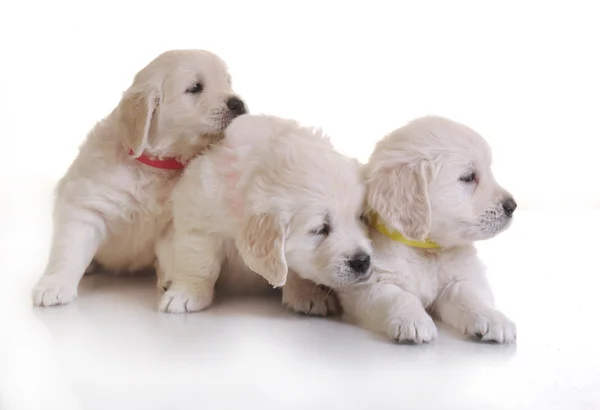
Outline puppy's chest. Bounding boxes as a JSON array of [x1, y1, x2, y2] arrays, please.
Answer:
[[108, 171, 178, 232], [409, 258, 441, 307], [375, 248, 456, 307]]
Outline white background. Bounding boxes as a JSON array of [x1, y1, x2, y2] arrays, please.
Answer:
[[1, 0, 598, 209]]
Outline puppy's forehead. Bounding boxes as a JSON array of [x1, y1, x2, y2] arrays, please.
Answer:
[[134, 49, 230, 86], [375, 116, 492, 166], [296, 180, 364, 223], [324, 158, 365, 215]]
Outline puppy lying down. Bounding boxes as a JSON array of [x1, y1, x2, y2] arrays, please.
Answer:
[[338, 116, 517, 343], [157, 114, 373, 314]]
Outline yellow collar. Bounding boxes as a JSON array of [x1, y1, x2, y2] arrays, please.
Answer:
[[369, 212, 440, 249]]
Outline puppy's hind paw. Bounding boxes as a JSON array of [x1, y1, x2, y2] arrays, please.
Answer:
[[282, 283, 340, 317]]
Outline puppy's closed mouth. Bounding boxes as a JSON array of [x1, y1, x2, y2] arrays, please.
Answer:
[[211, 108, 244, 131], [214, 113, 234, 130], [336, 270, 373, 287], [355, 270, 373, 283]]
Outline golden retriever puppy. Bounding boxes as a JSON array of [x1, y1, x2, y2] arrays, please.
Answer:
[[338, 116, 517, 343], [33, 50, 247, 306], [156, 114, 372, 315]]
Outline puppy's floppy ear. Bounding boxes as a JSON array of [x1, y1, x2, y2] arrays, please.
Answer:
[[236, 212, 288, 287], [367, 161, 431, 241], [118, 86, 161, 157]]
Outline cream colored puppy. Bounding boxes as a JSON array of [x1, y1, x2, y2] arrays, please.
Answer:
[[157, 114, 372, 314], [33, 50, 246, 307], [338, 116, 517, 343]]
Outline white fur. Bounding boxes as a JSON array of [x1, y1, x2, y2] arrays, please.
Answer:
[[338, 116, 517, 344], [156, 114, 372, 314], [33, 50, 246, 307]]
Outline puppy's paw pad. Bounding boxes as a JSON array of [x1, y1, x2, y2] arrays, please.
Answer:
[[283, 285, 340, 317], [387, 313, 438, 344], [159, 289, 211, 314], [32, 279, 78, 307], [463, 310, 516, 343]]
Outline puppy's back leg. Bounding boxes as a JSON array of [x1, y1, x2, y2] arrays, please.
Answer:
[[32, 210, 105, 307], [282, 271, 340, 316]]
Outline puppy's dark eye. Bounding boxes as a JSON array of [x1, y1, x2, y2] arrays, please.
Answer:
[[186, 83, 203, 94], [312, 223, 332, 237], [460, 172, 477, 183]]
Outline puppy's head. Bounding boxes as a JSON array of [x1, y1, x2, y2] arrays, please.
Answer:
[[366, 116, 516, 247], [117, 49, 246, 160], [233, 115, 372, 288]]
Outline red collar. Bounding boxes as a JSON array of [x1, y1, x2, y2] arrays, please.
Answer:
[[127, 149, 186, 170]]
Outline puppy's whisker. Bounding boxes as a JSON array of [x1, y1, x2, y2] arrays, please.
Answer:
[[324, 287, 333, 302]]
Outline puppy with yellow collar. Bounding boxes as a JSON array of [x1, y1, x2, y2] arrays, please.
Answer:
[[338, 116, 517, 344]]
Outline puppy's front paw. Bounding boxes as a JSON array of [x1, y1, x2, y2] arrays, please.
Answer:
[[386, 311, 438, 344], [32, 276, 78, 307], [159, 288, 212, 314], [461, 310, 516, 343], [282, 283, 340, 316]]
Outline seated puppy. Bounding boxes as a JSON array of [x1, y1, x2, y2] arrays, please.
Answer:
[[33, 50, 246, 307], [338, 116, 517, 343], [157, 114, 372, 315]]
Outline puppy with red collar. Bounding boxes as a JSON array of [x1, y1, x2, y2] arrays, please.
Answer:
[[33, 50, 246, 306]]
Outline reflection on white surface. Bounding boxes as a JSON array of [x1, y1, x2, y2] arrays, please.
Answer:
[[0, 179, 599, 410]]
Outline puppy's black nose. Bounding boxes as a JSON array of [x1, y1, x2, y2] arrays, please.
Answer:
[[347, 251, 371, 275], [226, 97, 246, 117], [502, 197, 517, 216]]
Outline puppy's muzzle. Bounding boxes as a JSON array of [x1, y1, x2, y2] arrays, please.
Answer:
[[346, 251, 372, 281]]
